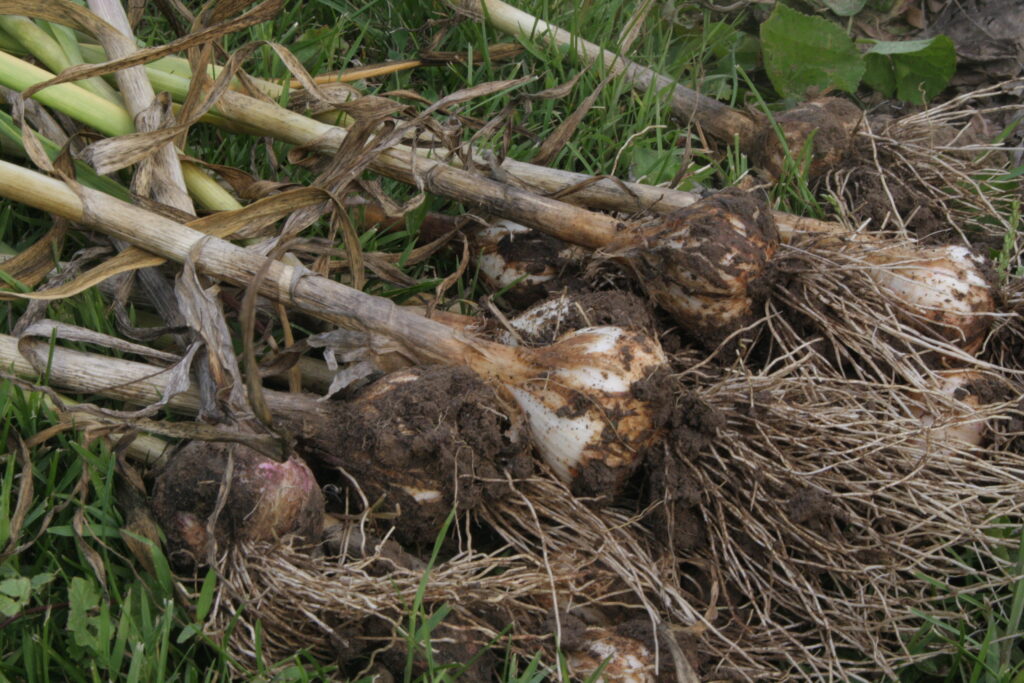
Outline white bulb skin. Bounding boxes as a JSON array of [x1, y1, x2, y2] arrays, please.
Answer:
[[869, 245, 994, 354], [509, 326, 667, 497], [909, 369, 990, 455]]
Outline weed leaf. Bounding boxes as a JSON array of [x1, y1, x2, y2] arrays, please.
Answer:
[[760, 4, 865, 97]]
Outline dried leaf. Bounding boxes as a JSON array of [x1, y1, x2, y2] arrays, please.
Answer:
[[0, 220, 67, 294], [18, 320, 180, 364], [0, 434, 33, 562], [175, 253, 253, 425]]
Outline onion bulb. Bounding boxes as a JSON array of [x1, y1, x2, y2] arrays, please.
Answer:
[[614, 188, 778, 347], [151, 441, 325, 569], [500, 290, 654, 346], [291, 365, 517, 545], [507, 326, 668, 497], [474, 218, 586, 305], [566, 627, 656, 683]]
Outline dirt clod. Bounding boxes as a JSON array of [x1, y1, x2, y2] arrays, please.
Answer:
[[291, 366, 521, 547]]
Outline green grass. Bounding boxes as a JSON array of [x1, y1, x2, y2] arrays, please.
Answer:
[[0, 0, 1021, 680]]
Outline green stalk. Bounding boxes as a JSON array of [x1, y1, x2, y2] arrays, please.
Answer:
[[0, 109, 130, 200], [0, 49, 239, 212], [0, 23, 24, 53], [40, 20, 122, 104], [0, 49, 133, 136], [0, 16, 120, 104]]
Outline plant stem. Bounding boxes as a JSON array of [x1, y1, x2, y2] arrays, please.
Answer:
[[0, 160, 512, 374]]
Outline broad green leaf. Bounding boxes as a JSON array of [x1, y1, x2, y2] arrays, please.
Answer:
[[760, 5, 865, 98], [0, 577, 30, 616], [862, 36, 956, 103], [821, 0, 869, 17], [67, 576, 101, 650], [864, 53, 898, 97]]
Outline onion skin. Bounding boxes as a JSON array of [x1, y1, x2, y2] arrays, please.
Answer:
[[750, 97, 862, 180], [868, 245, 994, 355], [509, 326, 668, 498], [566, 627, 656, 683], [615, 188, 778, 347], [151, 441, 325, 570]]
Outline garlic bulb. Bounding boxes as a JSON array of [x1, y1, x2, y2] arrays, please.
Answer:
[[616, 188, 778, 347], [909, 369, 991, 454], [566, 627, 656, 683], [151, 441, 325, 569], [500, 291, 654, 346], [474, 218, 586, 303], [751, 97, 862, 180], [508, 326, 667, 497], [868, 245, 994, 354]]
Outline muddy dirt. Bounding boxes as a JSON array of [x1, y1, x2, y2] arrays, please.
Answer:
[[640, 384, 723, 551], [288, 365, 522, 547], [150, 441, 325, 571]]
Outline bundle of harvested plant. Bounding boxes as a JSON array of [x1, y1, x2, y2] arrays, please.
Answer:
[[0, 333, 696, 677], [672, 355, 1024, 678], [0, 161, 669, 498]]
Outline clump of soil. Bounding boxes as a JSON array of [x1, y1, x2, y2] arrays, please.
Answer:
[[150, 441, 325, 571], [641, 385, 723, 552], [291, 365, 523, 547], [750, 97, 862, 180]]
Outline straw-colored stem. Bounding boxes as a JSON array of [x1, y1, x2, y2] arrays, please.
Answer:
[[450, 0, 758, 146], [0, 160, 517, 375]]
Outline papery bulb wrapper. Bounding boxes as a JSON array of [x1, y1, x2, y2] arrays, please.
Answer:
[[908, 369, 994, 455], [868, 244, 994, 354], [509, 326, 668, 498], [566, 627, 656, 683]]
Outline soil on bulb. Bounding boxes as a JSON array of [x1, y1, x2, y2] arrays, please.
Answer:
[[292, 365, 524, 548]]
